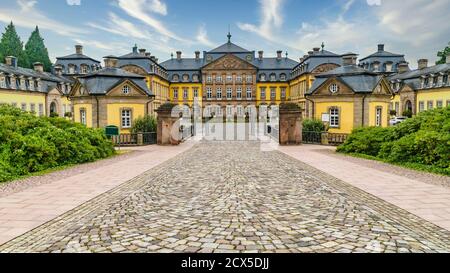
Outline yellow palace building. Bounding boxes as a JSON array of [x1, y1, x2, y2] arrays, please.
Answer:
[[2, 35, 449, 135]]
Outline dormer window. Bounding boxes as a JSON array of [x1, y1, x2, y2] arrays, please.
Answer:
[[80, 65, 88, 74], [68, 64, 76, 74], [182, 74, 189, 82], [172, 74, 179, 82], [192, 74, 199, 82], [433, 76, 438, 87], [0, 75, 5, 88], [280, 74, 287, 81], [259, 74, 266, 81], [269, 74, 276, 82], [424, 77, 429, 88], [386, 63, 393, 72], [443, 74, 449, 85], [122, 85, 130, 94], [373, 62, 380, 72]]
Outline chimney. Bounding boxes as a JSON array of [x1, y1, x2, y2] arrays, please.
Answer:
[[299, 57, 304, 62], [139, 48, 146, 55], [104, 57, 118, 68], [378, 44, 385, 52], [308, 51, 314, 56], [54, 64, 63, 76], [33, 62, 44, 73], [258, 51, 264, 60], [418, 59, 428, 69], [313, 47, 320, 52], [176, 51, 182, 60], [132, 44, 138, 54], [398, 62, 409, 74], [145, 52, 151, 57], [342, 53, 358, 66], [195, 51, 200, 60], [75, 45, 83, 55], [277, 50, 282, 59], [5, 56, 17, 68]]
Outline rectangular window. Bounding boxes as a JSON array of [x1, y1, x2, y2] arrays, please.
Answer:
[[419, 101, 425, 112], [226, 75, 233, 83], [206, 75, 212, 83], [215, 75, 222, 83], [173, 88, 178, 100], [236, 75, 242, 83], [246, 87, 252, 99], [330, 107, 339, 128], [227, 87, 232, 99], [281, 87, 286, 99], [206, 87, 212, 99], [237, 106, 244, 117], [38, 104, 44, 117], [437, 100, 443, 108], [80, 109, 87, 125], [21, 103, 27, 111], [260, 87, 266, 99], [270, 87, 276, 99], [193, 88, 199, 98], [375, 107, 382, 127], [236, 87, 242, 99], [121, 110, 132, 128], [226, 105, 233, 116], [216, 87, 222, 99], [183, 88, 188, 99], [443, 75, 448, 85], [246, 75, 252, 83], [30, 103, 36, 114], [427, 101, 434, 110]]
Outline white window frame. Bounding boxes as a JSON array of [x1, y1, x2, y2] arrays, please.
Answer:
[[375, 107, 382, 127], [193, 88, 199, 98], [246, 87, 252, 99], [329, 107, 339, 128], [260, 87, 266, 99], [329, 84, 339, 94], [270, 87, 276, 99], [183, 88, 188, 99], [236, 87, 242, 99], [216, 87, 222, 99], [122, 85, 130, 94], [226, 87, 232, 99], [121, 109, 132, 129], [80, 109, 87, 125]]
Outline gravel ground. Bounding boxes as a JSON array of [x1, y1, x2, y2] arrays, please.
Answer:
[[0, 150, 142, 198], [314, 148, 450, 188]]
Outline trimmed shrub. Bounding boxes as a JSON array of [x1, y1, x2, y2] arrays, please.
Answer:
[[302, 119, 327, 133], [0, 105, 115, 182], [131, 115, 157, 134], [338, 106, 450, 174]]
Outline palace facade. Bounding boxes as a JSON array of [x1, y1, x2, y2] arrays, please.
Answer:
[[1, 34, 449, 134]]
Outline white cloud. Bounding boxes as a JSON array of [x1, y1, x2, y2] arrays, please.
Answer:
[[87, 12, 151, 40], [116, 0, 186, 42], [66, 0, 81, 6], [0, 0, 86, 37], [196, 24, 216, 48], [73, 38, 126, 52], [366, 0, 381, 6], [237, 0, 284, 42]]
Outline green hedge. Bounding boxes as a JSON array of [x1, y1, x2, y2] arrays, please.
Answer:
[[0, 105, 115, 182], [337, 106, 450, 175], [302, 119, 327, 133]]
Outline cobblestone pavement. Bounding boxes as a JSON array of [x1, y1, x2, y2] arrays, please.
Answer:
[[1, 142, 449, 253]]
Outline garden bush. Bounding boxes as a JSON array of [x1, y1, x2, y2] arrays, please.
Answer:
[[0, 104, 115, 182], [131, 115, 157, 134], [337, 106, 450, 175], [302, 119, 327, 133]]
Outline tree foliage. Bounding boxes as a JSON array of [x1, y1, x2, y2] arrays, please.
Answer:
[[0, 22, 28, 67], [436, 42, 450, 65], [24, 26, 52, 71], [131, 115, 157, 134]]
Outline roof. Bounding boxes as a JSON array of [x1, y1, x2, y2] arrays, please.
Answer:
[[77, 67, 152, 96], [56, 53, 100, 63], [208, 41, 251, 53], [360, 46, 404, 62], [293, 49, 343, 74], [307, 65, 383, 94], [253, 58, 299, 70], [389, 63, 450, 81], [160, 58, 204, 71]]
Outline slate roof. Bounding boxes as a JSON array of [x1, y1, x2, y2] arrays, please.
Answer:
[[0, 63, 73, 94], [77, 67, 152, 96], [292, 49, 343, 75], [208, 42, 251, 53], [160, 58, 204, 71], [56, 53, 101, 63], [389, 63, 450, 81], [253, 58, 299, 70], [307, 65, 383, 95]]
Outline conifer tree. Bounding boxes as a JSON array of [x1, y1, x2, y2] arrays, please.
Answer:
[[0, 22, 28, 67], [436, 42, 450, 65], [25, 26, 52, 71]]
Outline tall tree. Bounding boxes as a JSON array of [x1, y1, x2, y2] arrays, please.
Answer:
[[436, 42, 450, 65], [25, 26, 52, 71], [0, 22, 28, 67]]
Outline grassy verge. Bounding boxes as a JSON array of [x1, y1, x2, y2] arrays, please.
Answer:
[[0, 150, 132, 185], [341, 152, 450, 177]]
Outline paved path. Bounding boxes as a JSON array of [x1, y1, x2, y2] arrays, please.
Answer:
[[279, 145, 450, 231], [0, 142, 195, 245], [1, 142, 448, 253]]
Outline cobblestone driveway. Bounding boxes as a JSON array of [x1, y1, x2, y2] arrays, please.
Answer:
[[1, 142, 449, 253]]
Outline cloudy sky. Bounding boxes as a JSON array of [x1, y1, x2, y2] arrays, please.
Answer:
[[0, 0, 449, 68]]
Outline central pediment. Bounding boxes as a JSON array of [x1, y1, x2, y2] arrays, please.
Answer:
[[202, 54, 257, 71]]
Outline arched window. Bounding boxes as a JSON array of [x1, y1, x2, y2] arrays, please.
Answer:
[[192, 74, 199, 82], [259, 73, 266, 81], [269, 73, 276, 82], [182, 74, 189, 82], [68, 64, 76, 74], [172, 74, 179, 82], [280, 73, 287, 81]]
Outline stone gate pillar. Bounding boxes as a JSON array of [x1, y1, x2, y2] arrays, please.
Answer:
[[156, 103, 181, 145], [279, 103, 302, 145]]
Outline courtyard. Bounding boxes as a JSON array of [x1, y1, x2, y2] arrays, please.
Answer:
[[0, 141, 449, 253]]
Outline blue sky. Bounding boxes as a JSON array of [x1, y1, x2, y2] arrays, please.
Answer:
[[0, 0, 449, 68]]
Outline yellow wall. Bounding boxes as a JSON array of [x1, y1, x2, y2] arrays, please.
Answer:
[[74, 103, 93, 128], [390, 94, 400, 116], [256, 83, 289, 105], [169, 83, 203, 106], [314, 102, 354, 134], [368, 102, 389, 127], [0, 90, 46, 116], [106, 103, 146, 133], [416, 88, 450, 112]]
